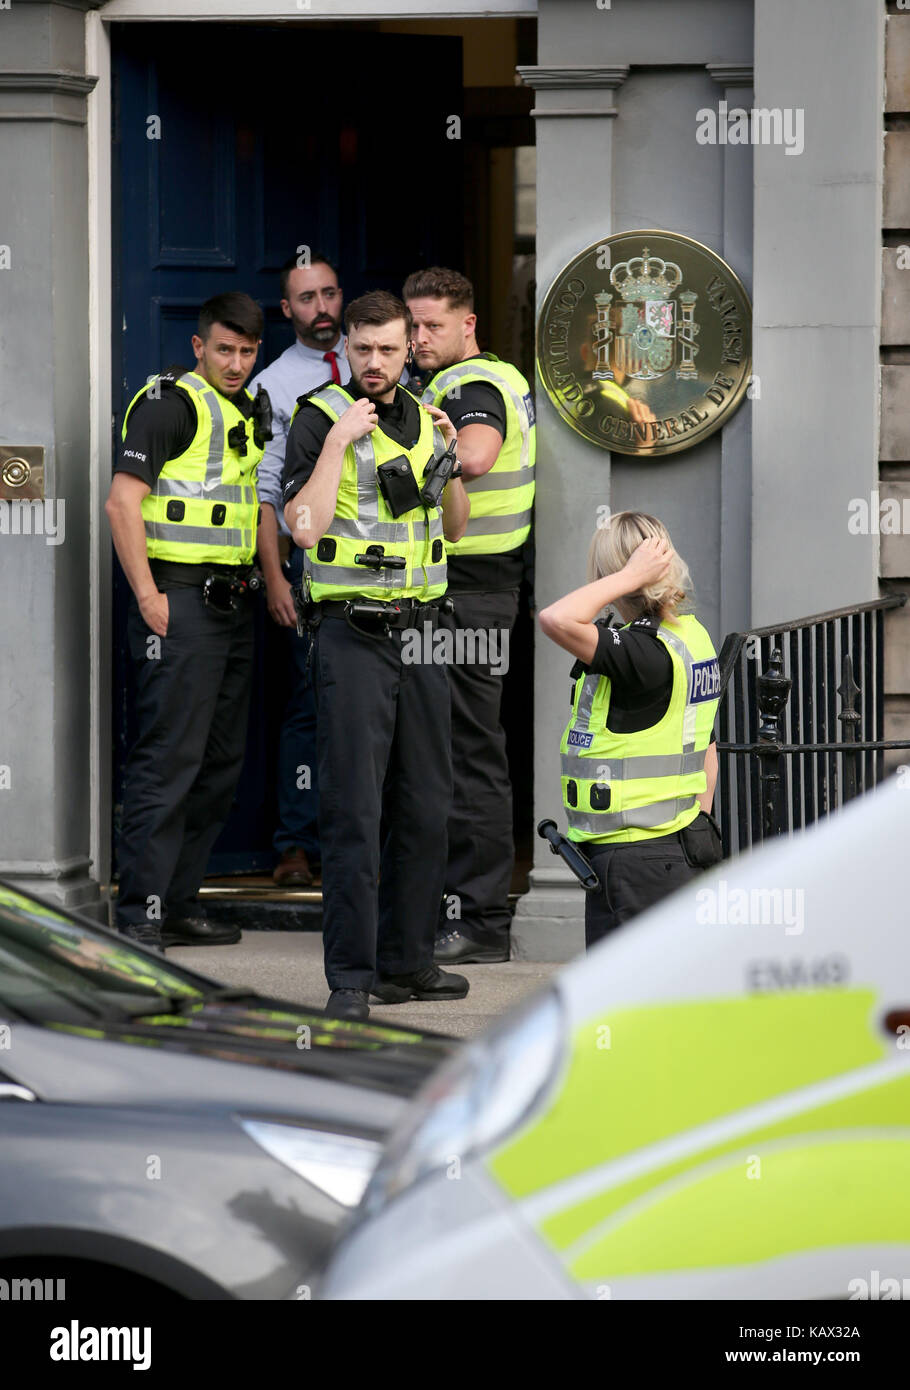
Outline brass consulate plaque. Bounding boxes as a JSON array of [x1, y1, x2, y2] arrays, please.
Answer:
[[536, 230, 752, 456]]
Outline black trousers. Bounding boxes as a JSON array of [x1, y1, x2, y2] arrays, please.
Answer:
[[437, 588, 519, 945], [313, 615, 452, 991], [116, 585, 254, 930], [584, 834, 697, 951]]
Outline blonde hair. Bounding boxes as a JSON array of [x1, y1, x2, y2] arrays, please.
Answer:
[[587, 511, 692, 620]]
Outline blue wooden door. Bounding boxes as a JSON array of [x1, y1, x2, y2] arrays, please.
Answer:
[[111, 22, 464, 875]]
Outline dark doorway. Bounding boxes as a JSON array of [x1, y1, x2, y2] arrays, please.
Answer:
[[110, 19, 534, 887]]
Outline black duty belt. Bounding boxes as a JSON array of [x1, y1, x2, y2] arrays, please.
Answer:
[[149, 558, 264, 616], [149, 559, 254, 588], [315, 597, 453, 631]]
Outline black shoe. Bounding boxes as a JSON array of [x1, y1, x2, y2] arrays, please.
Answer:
[[120, 923, 163, 951], [161, 916, 241, 949], [371, 964, 469, 1004], [325, 989, 370, 1021], [434, 927, 510, 965]]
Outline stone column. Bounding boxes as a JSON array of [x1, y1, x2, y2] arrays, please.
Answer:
[[0, 1, 102, 906], [511, 63, 629, 961], [751, 0, 883, 625], [706, 63, 754, 637]]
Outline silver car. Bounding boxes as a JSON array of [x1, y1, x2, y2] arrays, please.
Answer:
[[0, 881, 454, 1300]]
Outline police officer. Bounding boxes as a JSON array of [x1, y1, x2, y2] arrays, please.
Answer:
[[106, 292, 269, 950], [282, 291, 470, 1020], [538, 511, 721, 948], [404, 267, 536, 965]]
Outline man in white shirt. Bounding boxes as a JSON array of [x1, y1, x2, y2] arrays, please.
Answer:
[[250, 253, 351, 887]]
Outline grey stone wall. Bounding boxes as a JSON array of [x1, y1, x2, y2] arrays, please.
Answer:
[[0, 1, 99, 905], [514, 0, 753, 960], [751, 0, 884, 627]]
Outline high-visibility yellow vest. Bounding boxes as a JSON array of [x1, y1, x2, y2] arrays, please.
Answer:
[[122, 370, 262, 565], [297, 384, 448, 603], [561, 614, 720, 844], [421, 354, 535, 556]]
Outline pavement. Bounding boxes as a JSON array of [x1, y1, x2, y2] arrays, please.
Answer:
[[168, 930, 559, 1039]]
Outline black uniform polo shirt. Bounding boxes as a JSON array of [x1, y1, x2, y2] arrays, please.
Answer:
[[117, 367, 255, 487], [282, 383, 421, 504]]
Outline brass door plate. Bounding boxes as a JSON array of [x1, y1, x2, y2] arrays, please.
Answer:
[[0, 446, 45, 499]]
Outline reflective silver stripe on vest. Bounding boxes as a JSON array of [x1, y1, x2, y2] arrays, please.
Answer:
[[303, 391, 373, 588], [468, 466, 536, 493], [177, 371, 248, 504], [423, 363, 532, 472], [566, 796, 697, 835], [144, 522, 244, 549], [330, 517, 413, 543], [305, 563, 399, 590], [310, 386, 383, 523], [656, 623, 700, 750], [464, 508, 533, 537], [154, 477, 246, 504], [561, 749, 707, 782], [574, 672, 601, 735], [311, 383, 354, 419], [423, 564, 447, 587]]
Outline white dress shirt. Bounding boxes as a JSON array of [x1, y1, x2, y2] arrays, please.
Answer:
[[250, 336, 351, 536]]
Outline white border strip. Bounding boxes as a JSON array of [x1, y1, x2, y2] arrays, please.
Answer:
[[86, 11, 113, 894], [98, 0, 535, 19]]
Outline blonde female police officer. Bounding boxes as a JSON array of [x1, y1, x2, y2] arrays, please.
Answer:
[[538, 512, 722, 948]]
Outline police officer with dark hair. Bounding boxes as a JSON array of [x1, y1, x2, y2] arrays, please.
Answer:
[[282, 290, 471, 1020], [106, 291, 269, 950]]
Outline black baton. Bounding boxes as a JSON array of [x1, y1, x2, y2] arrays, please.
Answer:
[[537, 820, 601, 892]]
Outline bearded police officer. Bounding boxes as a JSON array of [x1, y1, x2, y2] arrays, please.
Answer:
[[282, 291, 470, 1020], [404, 267, 536, 965], [106, 292, 270, 950]]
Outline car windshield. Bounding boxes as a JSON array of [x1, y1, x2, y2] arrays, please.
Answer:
[[0, 884, 207, 1025]]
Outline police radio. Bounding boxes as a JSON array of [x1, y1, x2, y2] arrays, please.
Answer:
[[419, 439, 460, 509], [252, 385, 273, 448]]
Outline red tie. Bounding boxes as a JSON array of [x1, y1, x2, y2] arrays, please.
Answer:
[[323, 350, 341, 385]]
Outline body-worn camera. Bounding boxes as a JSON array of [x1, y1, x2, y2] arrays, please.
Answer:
[[376, 455, 422, 517]]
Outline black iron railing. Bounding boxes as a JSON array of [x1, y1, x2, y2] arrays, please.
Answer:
[[715, 595, 910, 855]]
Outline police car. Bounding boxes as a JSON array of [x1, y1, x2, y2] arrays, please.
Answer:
[[320, 777, 910, 1300]]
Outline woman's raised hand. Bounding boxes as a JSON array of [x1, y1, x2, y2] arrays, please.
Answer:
[[622, 536, 672, 590]]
